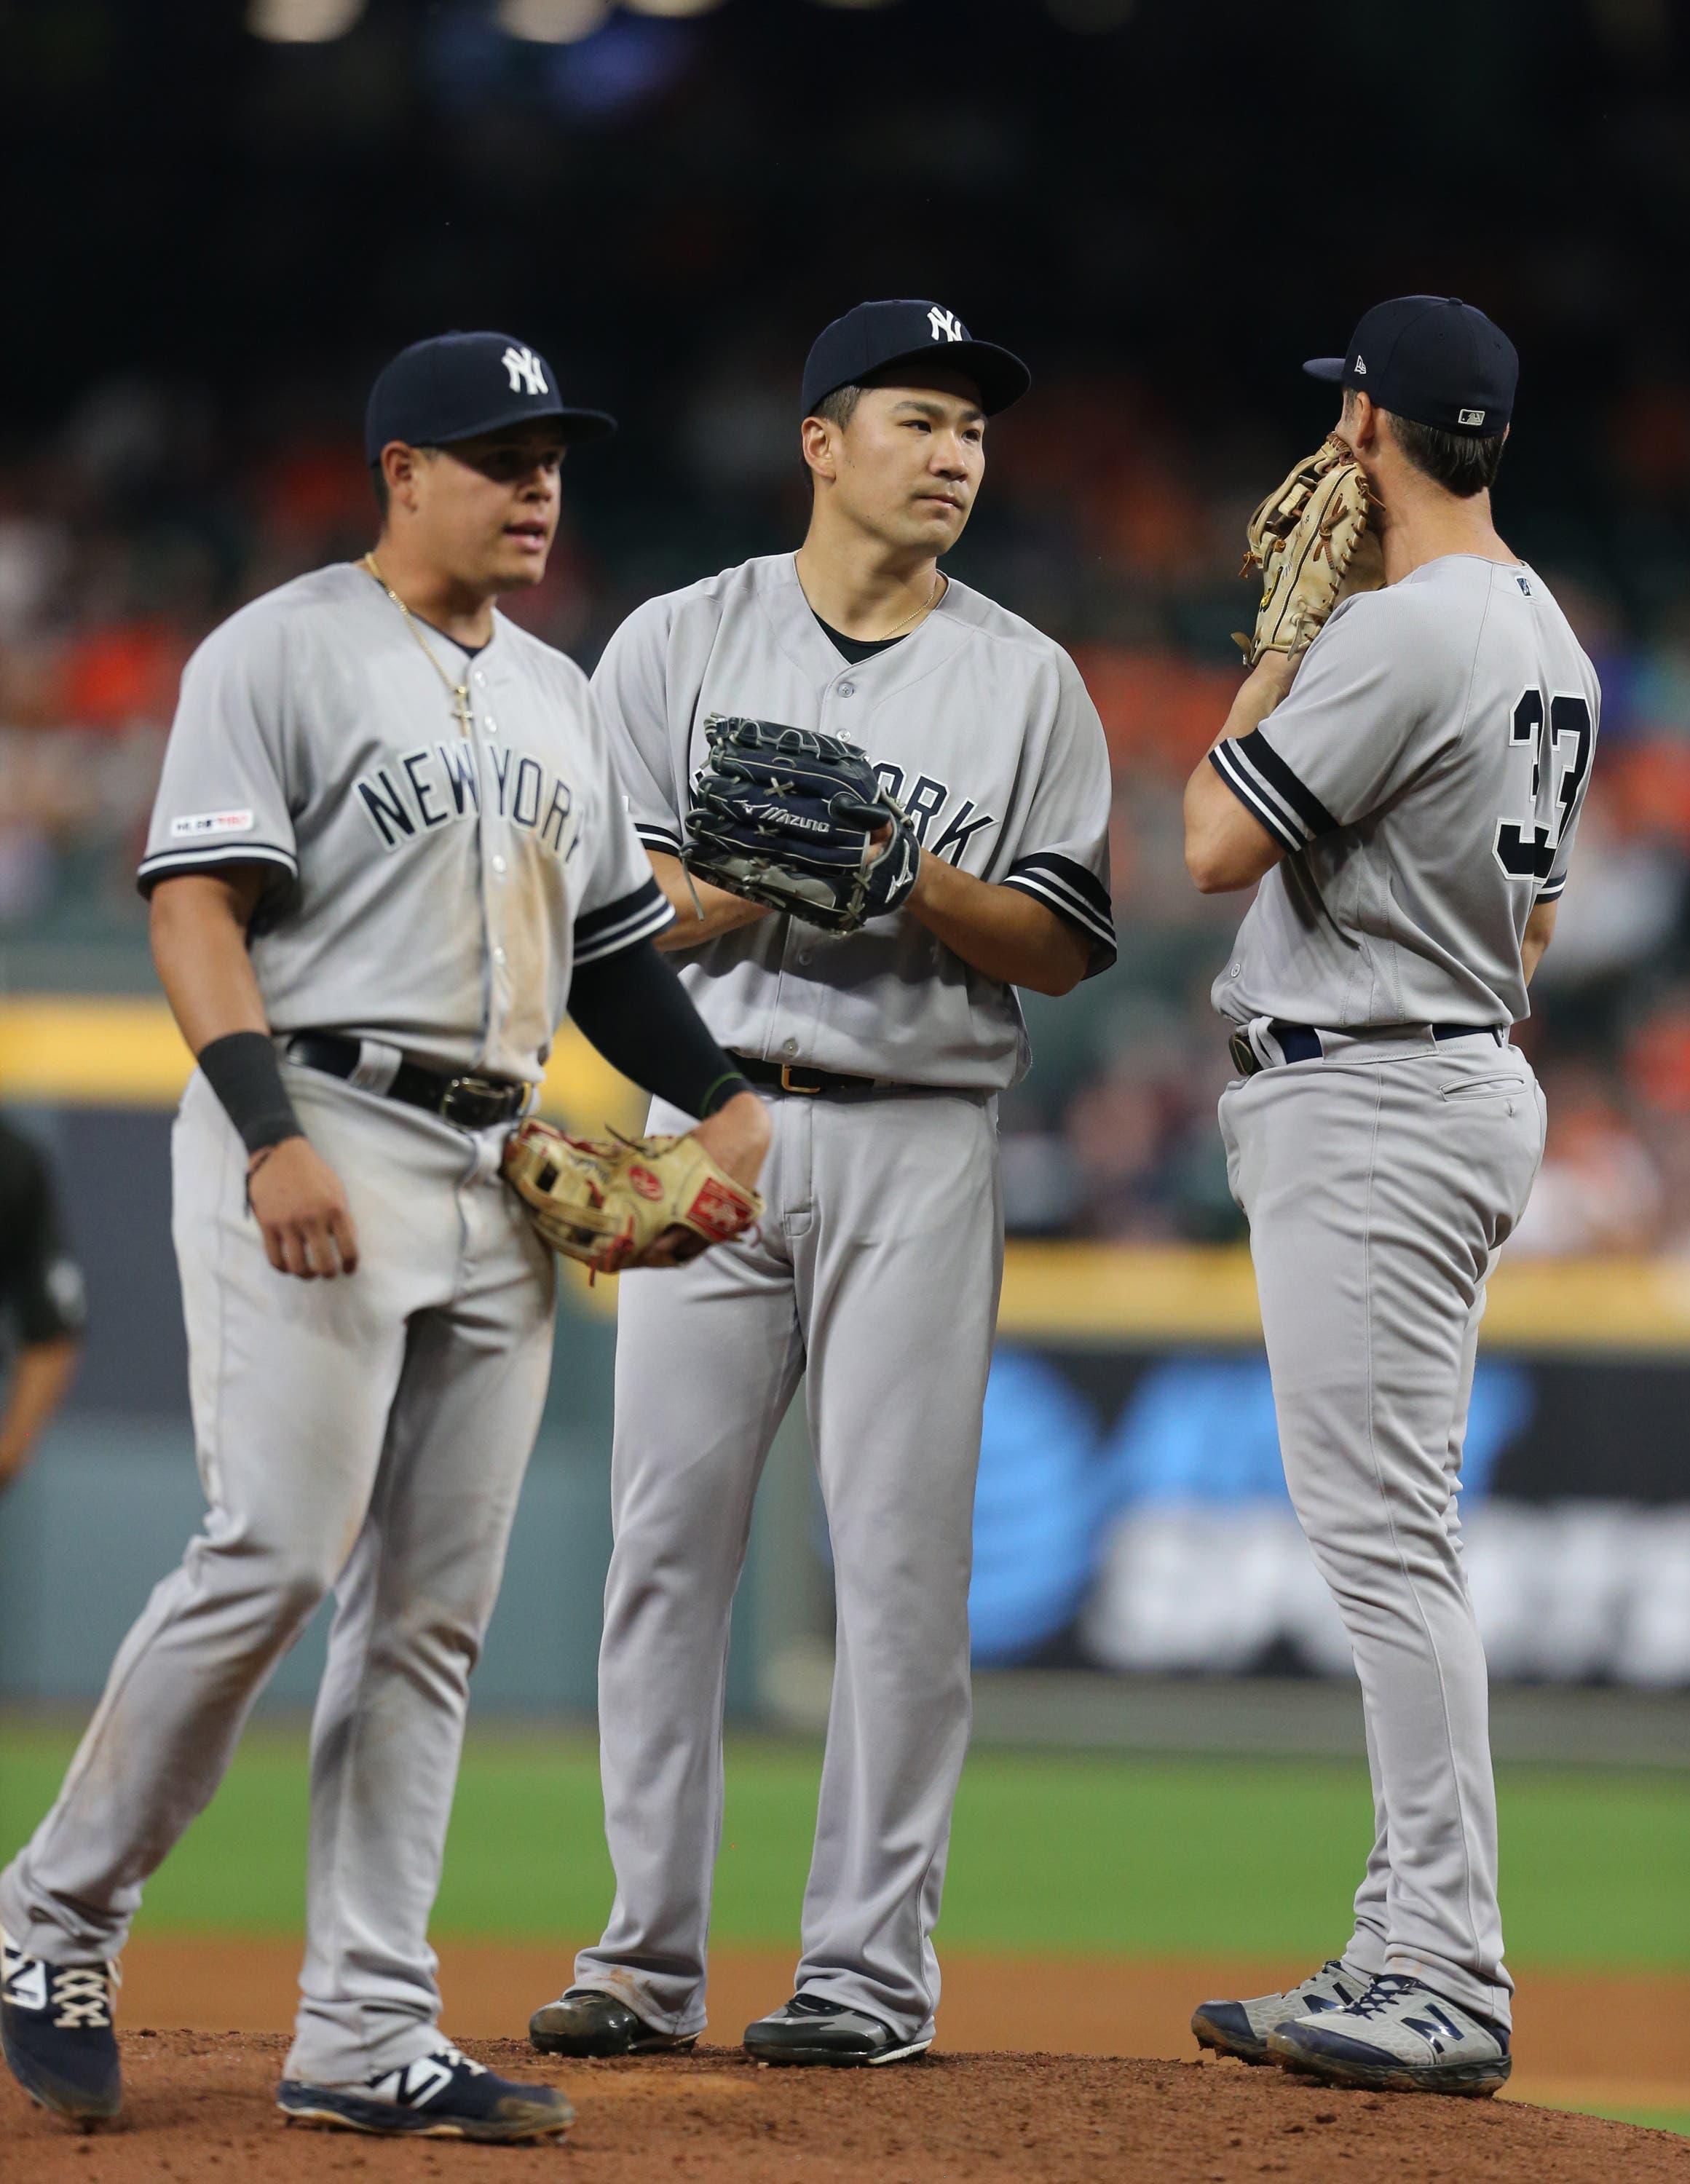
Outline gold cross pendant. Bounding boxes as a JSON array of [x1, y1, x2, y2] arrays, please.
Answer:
[[450, 681, 474, 737]]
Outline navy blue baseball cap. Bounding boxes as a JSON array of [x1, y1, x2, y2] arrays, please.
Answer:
[[802, 299, 1031, 419], [1304, 296, 1517, 437], [364, 331, 616, 464]]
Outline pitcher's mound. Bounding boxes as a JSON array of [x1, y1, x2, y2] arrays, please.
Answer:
[[2, 2033, 1683, 2182]]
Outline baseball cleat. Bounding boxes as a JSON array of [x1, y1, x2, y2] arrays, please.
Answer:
[[1191, 1956, 1367, 2065], [0, 1927, 122, 2128], [743, 1993, 932, 2068], [1265, 1974, 1512, 2096], [529, 1985, 698, 2058], [277, 2042, 573, 2140]]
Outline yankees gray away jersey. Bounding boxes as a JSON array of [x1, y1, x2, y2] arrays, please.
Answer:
[[139, 563, 674, 1081], [599, 553, 1116, 1089], [1211, 556, 1599, 1029]]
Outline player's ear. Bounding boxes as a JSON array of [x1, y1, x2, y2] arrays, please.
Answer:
[[381, 441, 425, 515], [1343, 390, 1381, 454], [801, 415, 840, 484]]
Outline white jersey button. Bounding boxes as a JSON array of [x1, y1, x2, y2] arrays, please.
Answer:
[[837, 683, 856, 697], [494, 946, 508, 965], [781, 1037, 798, 1057], [486, 716, 498, 734], [492, 855, 508, 877]]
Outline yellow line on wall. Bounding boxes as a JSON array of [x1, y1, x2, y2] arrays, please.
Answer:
[[7, 999, 1690, 1353], [0, 996, 644, 1130], [996, 1241, 1690, 1352]]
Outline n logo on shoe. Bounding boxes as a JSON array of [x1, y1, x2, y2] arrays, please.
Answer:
[[3, 1954, 47, 2013], [375, 2054, 456, 2108]]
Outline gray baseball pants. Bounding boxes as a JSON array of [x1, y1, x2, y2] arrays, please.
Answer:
[[574, 1087, 1003, 2046], [1220, 1024, 1546, 2030], [0, 1066, 555, 2084]]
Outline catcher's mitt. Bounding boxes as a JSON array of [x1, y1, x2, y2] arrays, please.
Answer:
[[1233, 435, 1381, 667], [502, 1120, 763, 1277], [683, 716, 919, 935]]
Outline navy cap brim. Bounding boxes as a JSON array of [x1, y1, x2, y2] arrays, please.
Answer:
[[432, 398, 617, 448], [813, 339, 1031, 418], [1302, 357, 1349, 383]]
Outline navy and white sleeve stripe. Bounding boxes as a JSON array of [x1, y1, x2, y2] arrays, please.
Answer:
[[633, 819, 684, 858], [1536, 874, 1569, 905], [135, 840, 299, 898], [573, 874, 675, 965], [1208, 727, 1339, 854], [1002, 851, 1116, 962]]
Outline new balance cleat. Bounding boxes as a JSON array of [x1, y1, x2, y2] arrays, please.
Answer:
[[277, 2043, 573, 2140], [1266, 1974, 1512, 2096], [1, 1928, 122, 2128]]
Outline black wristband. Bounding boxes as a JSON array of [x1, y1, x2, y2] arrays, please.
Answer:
[[197, 1031, 304, 1157]]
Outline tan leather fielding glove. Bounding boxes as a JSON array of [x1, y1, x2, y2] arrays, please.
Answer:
[[1234, 435, 1381, 667], [502, 1120, 763, 1277]]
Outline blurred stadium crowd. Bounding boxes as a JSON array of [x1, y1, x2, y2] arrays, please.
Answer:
[[3, 0, 1689, 1255]]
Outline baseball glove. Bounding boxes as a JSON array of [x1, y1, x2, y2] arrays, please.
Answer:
[[1233, 435, 1381, 666], [683, 716, 919, 935], [502, 1120, 763, 1278]]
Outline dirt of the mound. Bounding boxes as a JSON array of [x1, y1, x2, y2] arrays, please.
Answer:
[[3, 2035, 1686, 2184], [108, 1937, 1690, 2117]]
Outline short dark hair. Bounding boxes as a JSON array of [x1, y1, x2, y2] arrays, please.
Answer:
[[813, 384, 862, 430], [1385, 409, 1506, 498]]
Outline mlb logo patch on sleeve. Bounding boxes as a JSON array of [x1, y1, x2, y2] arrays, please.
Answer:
[[170, 809, 256, 839]]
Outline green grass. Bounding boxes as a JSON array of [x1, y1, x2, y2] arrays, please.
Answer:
[[1564, 2107, 1690, 2136], [2, 1721, 1684, 1971]]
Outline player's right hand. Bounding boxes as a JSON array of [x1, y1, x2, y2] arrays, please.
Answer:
[[247, 1137, 360, 1279]]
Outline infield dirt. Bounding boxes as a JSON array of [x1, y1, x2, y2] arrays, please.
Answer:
[[5, 2034, 1688, 2184]]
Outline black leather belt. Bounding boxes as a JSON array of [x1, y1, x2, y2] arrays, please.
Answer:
[[1228, 1021, 1504, 1078], [285, 1032, 529, 1129], [734, 1053, 904, 1099]]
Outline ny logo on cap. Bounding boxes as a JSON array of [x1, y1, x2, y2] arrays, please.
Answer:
[[502, 345, 549, 396], [928, 306, 965, 344]]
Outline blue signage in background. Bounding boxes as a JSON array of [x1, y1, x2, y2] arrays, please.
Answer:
[[968, 1348, 1535, 1669]]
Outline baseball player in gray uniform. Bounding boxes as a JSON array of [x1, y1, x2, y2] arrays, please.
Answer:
[[529, 300, 1116, 2068], [0, 331, 768, 2140], [1184, 299, 1598, 2096]]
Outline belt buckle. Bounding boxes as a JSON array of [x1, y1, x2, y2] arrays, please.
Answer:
[[441, 1075, 507, 1129], [779, 1064, 823, 1095], [1228, 1029, 1258, 1079]]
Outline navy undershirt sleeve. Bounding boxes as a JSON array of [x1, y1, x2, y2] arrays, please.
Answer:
[[567, 940, 753, 1123]]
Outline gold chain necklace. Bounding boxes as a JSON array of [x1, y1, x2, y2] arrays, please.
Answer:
[[361, 551, 476, 737], [872, 569, 945, 642]]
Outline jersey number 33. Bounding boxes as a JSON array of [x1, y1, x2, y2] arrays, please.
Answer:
[[1493, 687, 1593, 882]]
